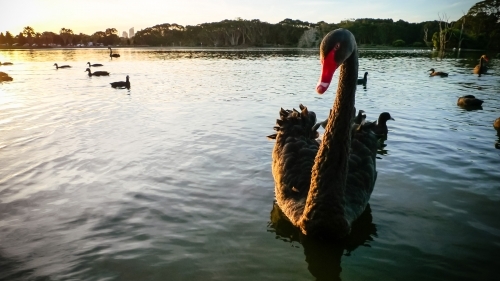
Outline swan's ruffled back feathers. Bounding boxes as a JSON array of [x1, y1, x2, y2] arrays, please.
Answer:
[[270, 104, 378, 228]]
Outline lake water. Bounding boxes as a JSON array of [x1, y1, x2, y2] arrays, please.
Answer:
[[0, 47, 499, 281]]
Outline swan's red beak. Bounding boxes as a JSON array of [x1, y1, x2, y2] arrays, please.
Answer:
[[316, 50, 338, 94]]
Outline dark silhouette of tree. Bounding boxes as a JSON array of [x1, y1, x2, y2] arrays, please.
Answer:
[[5, 31, 14, 45], [1, 1, 498, 50], [16, 32, 26, 45], [60, 28, 74, 45], [23, 26, 35, 44]]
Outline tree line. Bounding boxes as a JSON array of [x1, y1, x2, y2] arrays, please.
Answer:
[[0, 1, 498, 50], [0, 27, 125, 47]]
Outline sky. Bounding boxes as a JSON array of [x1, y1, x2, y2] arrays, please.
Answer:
[[0, 0, 478, 36]]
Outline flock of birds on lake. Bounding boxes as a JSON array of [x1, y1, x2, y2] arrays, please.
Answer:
[[429, 54, 490, 109], [0, 47, 130, 89], [267, 29, 499, 239], [0, 29, 499, 239]]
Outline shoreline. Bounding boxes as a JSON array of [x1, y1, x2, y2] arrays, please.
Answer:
[[0, 45, 490, 52]]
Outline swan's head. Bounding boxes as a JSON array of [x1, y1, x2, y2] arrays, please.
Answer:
[[317, 28, 357, 94], [428, 68, 435, 72], [53, 63, 57, 66], [481, 55, 489, 62], [364, 72, 368, 78], [85, 68, 91, 72]]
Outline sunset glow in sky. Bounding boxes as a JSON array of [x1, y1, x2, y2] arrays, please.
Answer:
[[2, 0, 477, 35]]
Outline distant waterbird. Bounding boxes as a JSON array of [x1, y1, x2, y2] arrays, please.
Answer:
[[54, 63, 71, 69], [0, 71, 13, 82], [357, 72, 368, 84], [429, 68, 448, 77], [473, 55, 488, 76], [0, 61, 13, 65], [457, 95, 483, 108], [85, 68, 110, 77], [87, 62, 103, 67], [494, 117, 500, 133], [108, 47, 120, 58], [110, 75, 130, 89]]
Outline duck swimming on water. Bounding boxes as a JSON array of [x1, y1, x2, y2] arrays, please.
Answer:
[[108, 47, 120, 58], [0, 71, 13, 82], [0, 62, 13, 65], [364, 112, 395, 136], [54, 63, 71, 69], [269, 29, 378, 239], [429, 68, 448, 77], [85, 68, 110, 77], [457, 95, 483, 108], [87, 62, 103, 67], [110, 75, 130, 89], [493, 117, 500, 133], [473, 55, 488, 76], [357, 72, 368, 84]]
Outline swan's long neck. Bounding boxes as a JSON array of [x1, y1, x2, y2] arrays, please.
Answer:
[[300, 48, 358, 236]]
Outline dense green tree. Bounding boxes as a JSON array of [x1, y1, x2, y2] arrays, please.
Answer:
[[0, 1, 498, 50]]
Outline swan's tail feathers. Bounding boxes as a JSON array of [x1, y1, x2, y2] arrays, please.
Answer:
[[267, 134, 277, 140], [280, 108, 289, 118]]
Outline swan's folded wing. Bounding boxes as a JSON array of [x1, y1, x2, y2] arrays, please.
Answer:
[[344, 124, 378, 222], [273, 136, 319, 198]]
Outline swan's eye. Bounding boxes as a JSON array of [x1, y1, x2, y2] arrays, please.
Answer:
[[334, 43, 340, 50]]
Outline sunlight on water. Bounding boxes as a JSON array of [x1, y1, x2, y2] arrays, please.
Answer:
[[0, 47, 499, 281]]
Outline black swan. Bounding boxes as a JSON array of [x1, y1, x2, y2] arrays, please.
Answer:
[[54, 63, 71, 69], [108, 47, 120, 58], [457, 95, 483, 107], [365, 112, 394, 136], [269, 29, 378, 238], [473, 55, 488, 76], [110, 75, 130, 89], [85, 68, 110, 77], [357, 72, 368, 84], [0, 71, 13, 82], [494, 117, 500, 133], [1, 62, 13, 65], [87, 62, 103, 67], [428, 68, 448, 77]]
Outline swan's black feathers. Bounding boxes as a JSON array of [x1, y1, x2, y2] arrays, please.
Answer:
[[344, 122, 378, 217], [271, 104, 377, 211], [271, 105, 320, 198]]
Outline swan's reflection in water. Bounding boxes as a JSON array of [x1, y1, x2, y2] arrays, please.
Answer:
[[268, 203, 377, 281]]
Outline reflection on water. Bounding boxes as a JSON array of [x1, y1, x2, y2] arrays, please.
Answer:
[[0, 47, 499, 280], [268, 203, 376, 281]]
